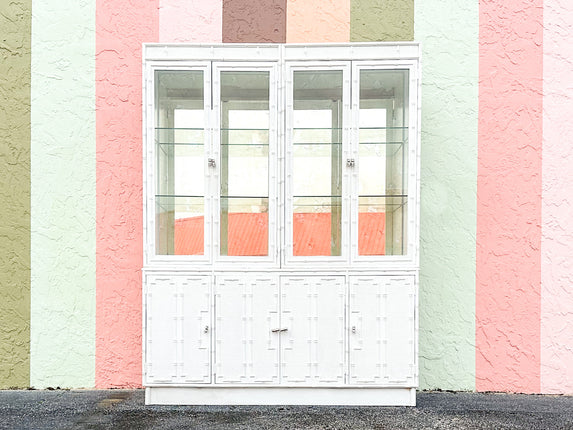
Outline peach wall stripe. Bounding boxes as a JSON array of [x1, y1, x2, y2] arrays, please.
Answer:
[[476, 0, 543, 393], [159, 0, 222, 43], [286, 0, 350, 43], [96, 0, 159, 388], [541, 0, 573, 394]]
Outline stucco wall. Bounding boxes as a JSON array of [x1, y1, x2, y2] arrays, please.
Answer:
[[415, 0, 478, 391], [30, 0, 96, 389], [223, 0, 286, 43], [541, 0, 573, 394], [95, 0, 158, 388], [476, 0, 543, 393], [1, 0, 573, 395], [0, 0, 31, 389], [351, 0, 414, 42]]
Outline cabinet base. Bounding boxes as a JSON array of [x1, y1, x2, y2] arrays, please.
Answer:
[[145, 386, 416, 406]]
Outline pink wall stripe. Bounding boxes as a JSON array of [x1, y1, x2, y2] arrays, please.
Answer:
[[541, 0, 573, 394], [286, 0, 350, 43], [96, 0, 159, 388], [159, 0, 222, 43], [476, 0, 543, 393]]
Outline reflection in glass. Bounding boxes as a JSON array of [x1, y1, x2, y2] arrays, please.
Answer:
[[358, 69, 408, 255], [292, 70, 343, 256], [220, 71, 270, 256], [155, 70, 205, 255], [220, 197, 269, 256]]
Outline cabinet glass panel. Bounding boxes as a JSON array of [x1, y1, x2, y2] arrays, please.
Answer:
[[220, 71, 270, 256], [292, 71, 343, 256], [358, 70, 408, 255], [155, 70, 205, 255]]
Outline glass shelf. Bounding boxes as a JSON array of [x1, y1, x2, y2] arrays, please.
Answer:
[[156, 127, 204, 131], [358, 126, 407, 130], [221, 128, 269, 131], [358, 194, 407, 198], [293, 196, 342, 209], [156, 142, 204, 146], [294, 195, 342, 198], [221, 143, 268, 146], [156, 194, 204, 198], [293, 127, 343, 130], [358, 141, 404, 145], [293, 142, 341, 146], [220, 195, 268, 199]]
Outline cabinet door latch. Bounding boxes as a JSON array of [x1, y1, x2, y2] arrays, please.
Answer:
[[346, 158, 355, 168], [271, 328, 288, 333], [208, 158, 216, 168]]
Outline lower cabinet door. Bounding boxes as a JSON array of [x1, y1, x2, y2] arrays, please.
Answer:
[[280, 276, 345, 385], [349, 276, 416, 385], [145, 275, 211, 384], [215, 275, 280, 384]]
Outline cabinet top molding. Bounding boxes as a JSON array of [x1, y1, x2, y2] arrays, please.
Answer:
[[143, 43, 421, 63]]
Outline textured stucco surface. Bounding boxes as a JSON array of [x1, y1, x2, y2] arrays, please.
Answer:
[[159, 0, 222, 43], [415, 0, 478, 390], [95, 0, 158, 388], [286, 0, 350, 43], [476, 0, 543, 393], [351, 0, 414, 42], [2, 0, 571, 395], [30, 0, 96, 388], [223, 0, 286, 43], [541, 0, 573, 394], [0, 0, 31, 389]]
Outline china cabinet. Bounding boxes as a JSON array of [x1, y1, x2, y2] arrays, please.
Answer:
[[143, 43, 420, 405]]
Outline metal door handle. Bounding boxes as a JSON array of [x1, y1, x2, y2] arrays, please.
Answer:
[[204, 326, 209, 333], [351, 326, 356, 334], [346, 158, 355, 168], [271, 328, 288, 333], [208, 158, 216, 167]]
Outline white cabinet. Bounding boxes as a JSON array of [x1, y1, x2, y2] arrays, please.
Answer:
[[145, 274, 416, 388], [143, 43, 420, 406], [281, 276, 345, 385], [214, 275, 280, 384], [349, 276, 416, 385], [145, 275, 211, 384]]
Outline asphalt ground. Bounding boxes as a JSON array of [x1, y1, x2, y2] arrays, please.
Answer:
[[0, 389, 572, 429]]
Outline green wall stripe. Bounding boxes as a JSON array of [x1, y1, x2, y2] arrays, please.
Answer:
[[415, 1, 478, 390], [350, 0, 414, 42], [0, 0, 32, 389], [30, 0, 96, 388]]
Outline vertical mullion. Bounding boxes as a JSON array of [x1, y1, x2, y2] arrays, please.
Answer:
[[342, 64, 352, 262], [269, 63, 278, 264], [350, 62, 360, 263], [205, 63, 213, 263], [212, 66, 221, 261], [285, 64, 294, 261], [220, 97, 229, 256], [331, 99, 341, 256]]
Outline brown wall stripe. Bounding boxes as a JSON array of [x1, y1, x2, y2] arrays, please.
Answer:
[[223, 0, 287, 43], [0, 0, 32, 389]]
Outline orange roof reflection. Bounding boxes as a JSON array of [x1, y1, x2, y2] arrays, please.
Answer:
[[174, 212, 385, 256]]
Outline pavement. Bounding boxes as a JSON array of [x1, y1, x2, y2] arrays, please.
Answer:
[[0, 389, 572, 429]]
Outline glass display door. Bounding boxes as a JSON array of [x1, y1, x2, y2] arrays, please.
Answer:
[[148, 53, 415, 267]]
